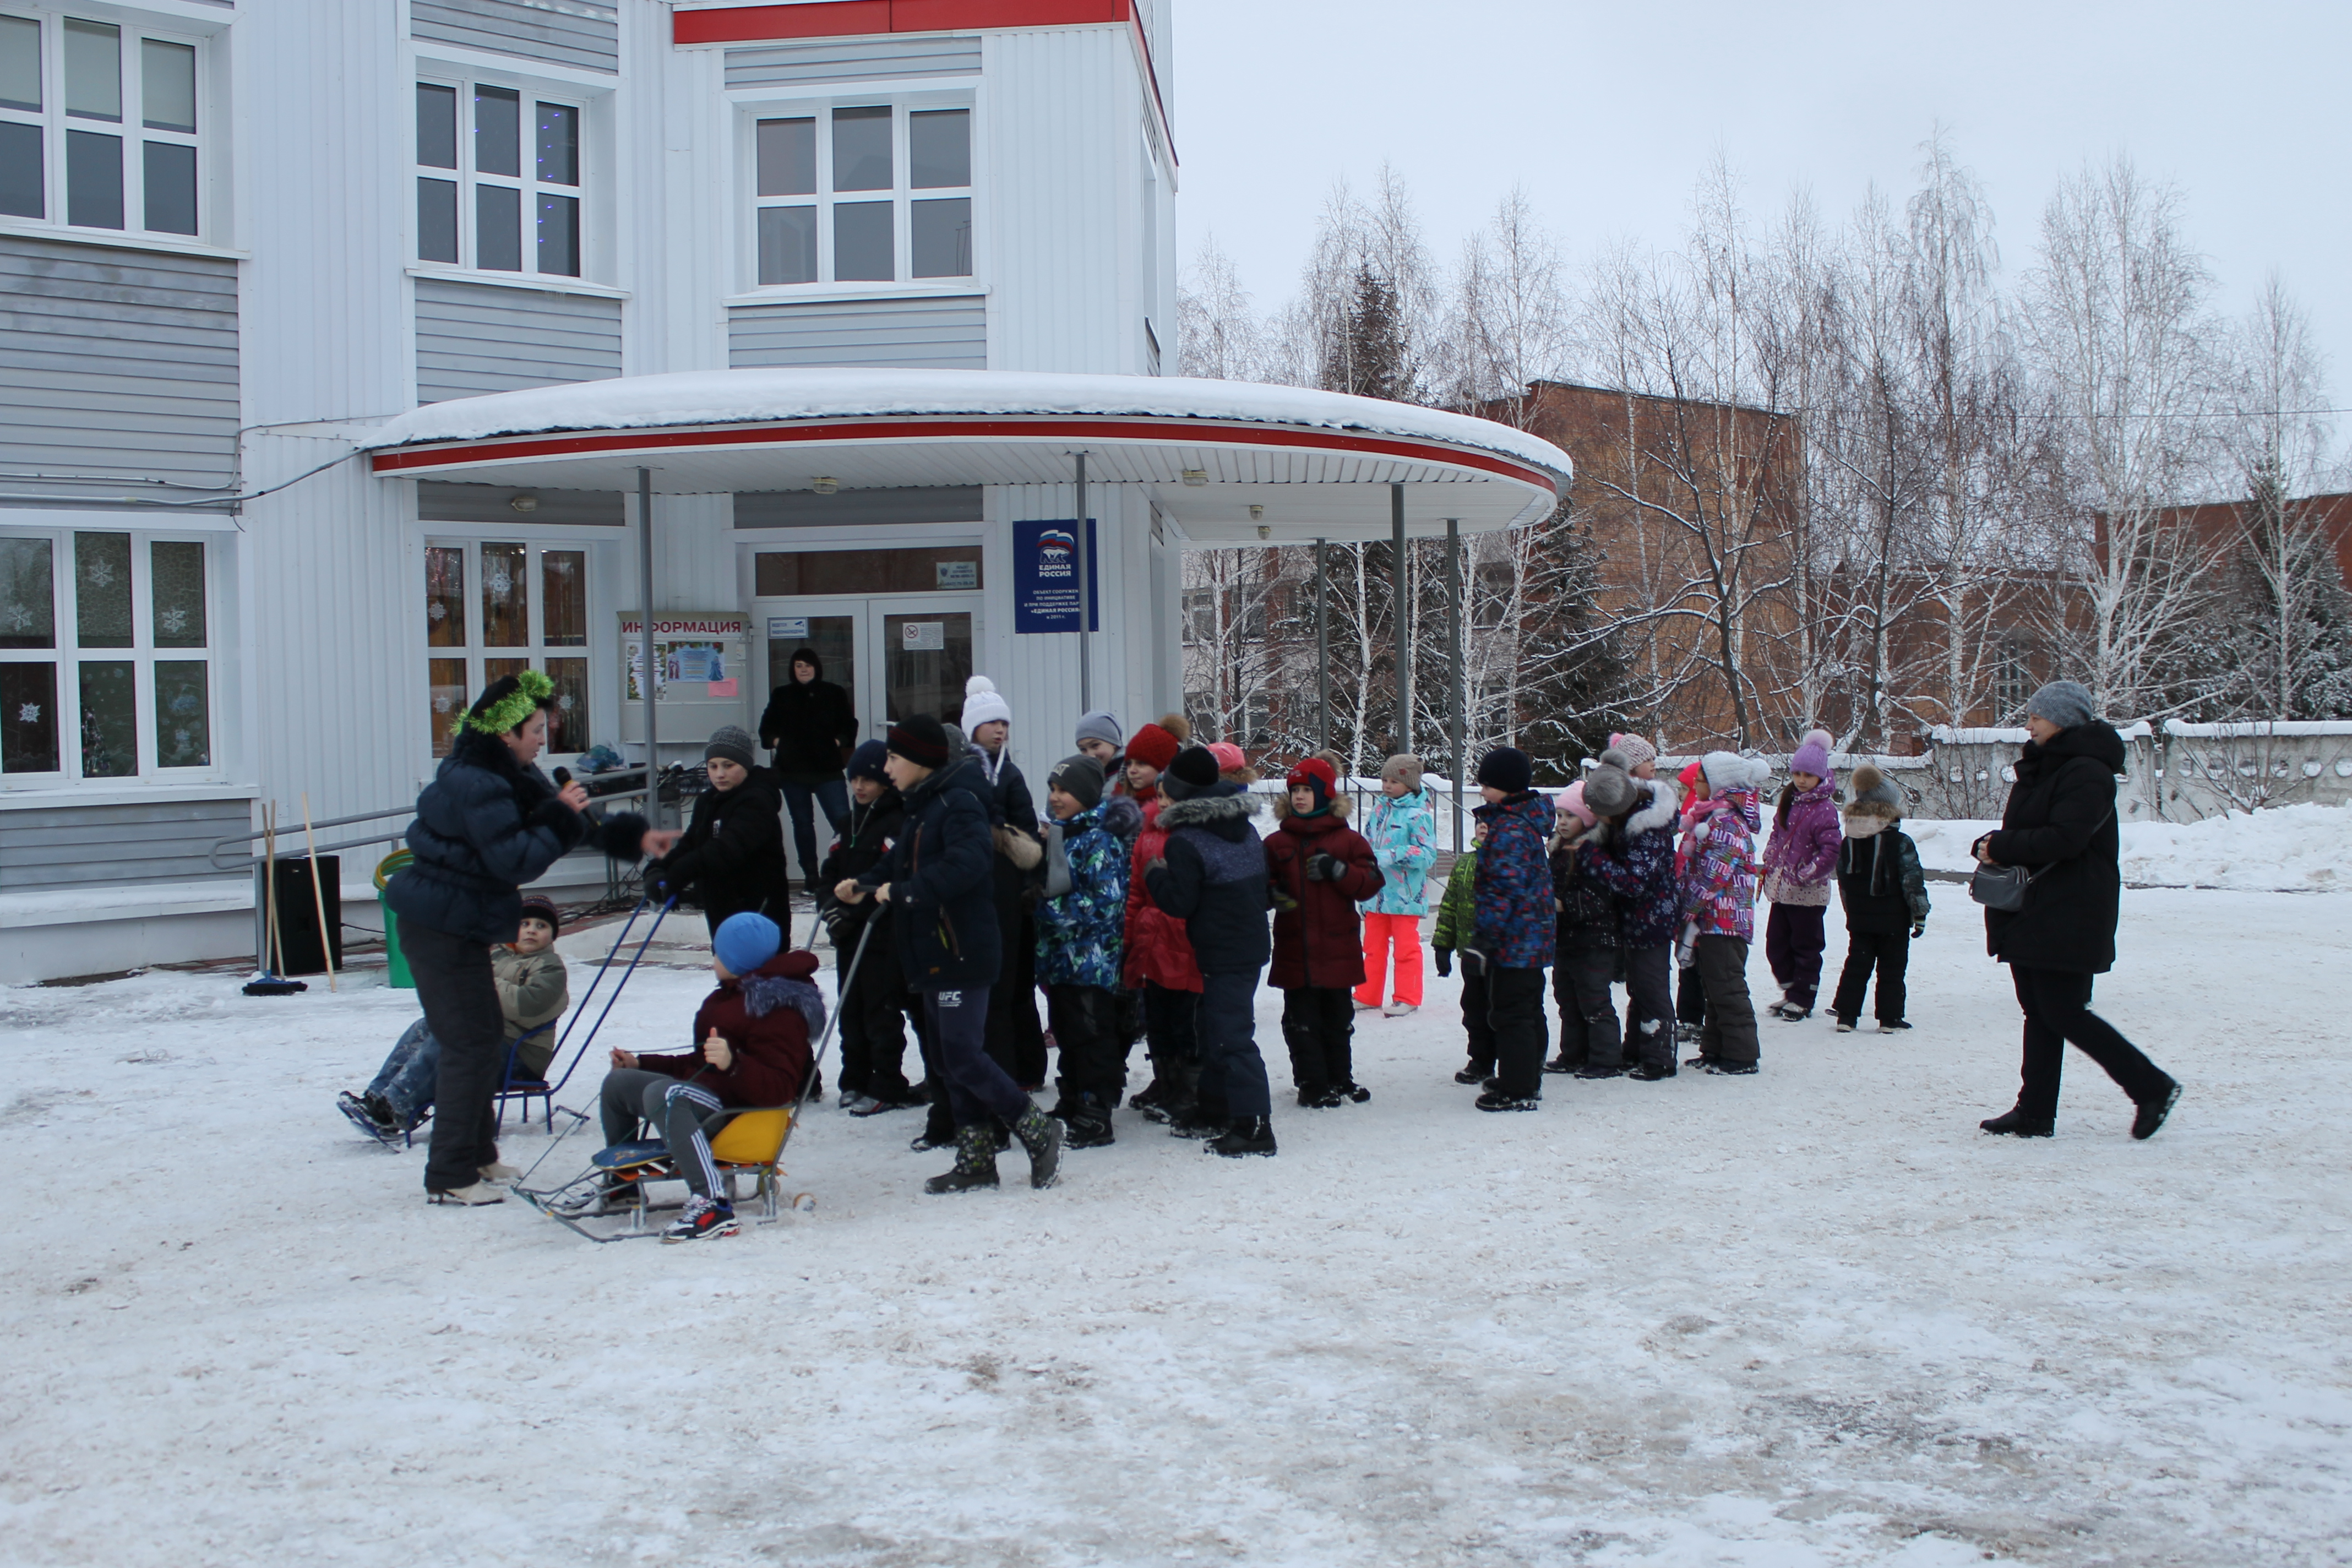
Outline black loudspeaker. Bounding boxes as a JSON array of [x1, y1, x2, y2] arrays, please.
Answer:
[[269, 855, 343, 976]]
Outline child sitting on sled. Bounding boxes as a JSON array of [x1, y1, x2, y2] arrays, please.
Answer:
[[569, 911, 825, 1242], [338, 895, 569, 1144]]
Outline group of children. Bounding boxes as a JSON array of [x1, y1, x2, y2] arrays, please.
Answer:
[[341, 693, 1937, 1226]]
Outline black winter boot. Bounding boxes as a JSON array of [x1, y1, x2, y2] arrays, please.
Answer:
[[1979, 1106, 2054, 1137], [1207, 1115, 1276, 1157], [1011, 1102, 1065, 1188], [2131, 1080, 2181, 1141], [923, 1125, 1001, 1194], [1167, 1101, 1228, 1140], [1059, 1092, 1114, 1150]]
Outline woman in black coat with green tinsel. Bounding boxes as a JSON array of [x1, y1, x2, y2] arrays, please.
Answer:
[[385, 672, 677, 1205], [1970, 681, 2179, 1141]]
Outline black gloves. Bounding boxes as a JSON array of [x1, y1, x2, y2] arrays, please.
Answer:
[[1305, 852, 1344, 883], [1433, 945, 1452, 977], [1910, 922, 1925, 939], [645, 865, 679, 906]]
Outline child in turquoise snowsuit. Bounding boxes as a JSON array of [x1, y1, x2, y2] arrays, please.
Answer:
[[1355, 753, 1438, 1015]]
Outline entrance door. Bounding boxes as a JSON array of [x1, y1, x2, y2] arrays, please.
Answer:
[[759, 609, 862, 736], [749, 595, 979, 748], [874, 601, 976, 731]]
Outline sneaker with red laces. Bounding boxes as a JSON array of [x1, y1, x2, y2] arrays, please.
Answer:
[[661, 1195, 739, 1243]]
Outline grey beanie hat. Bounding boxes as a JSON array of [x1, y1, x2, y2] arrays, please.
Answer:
[[705, 725, 757, 770], [1047, 753, 1105, 811], [2026, 680, 2098, 732], [1582, 763, 1638, 818], [1075, 709, 1124, 749]]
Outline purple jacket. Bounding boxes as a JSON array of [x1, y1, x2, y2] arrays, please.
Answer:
[[1471, 791, 1557, 970], [1759, 780, 1841, 907], [1583, 781, 1684, 948]]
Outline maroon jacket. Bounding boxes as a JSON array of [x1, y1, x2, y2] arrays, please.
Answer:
[[1265, 806, 1382, 990], [636, 949, 825, 1109]]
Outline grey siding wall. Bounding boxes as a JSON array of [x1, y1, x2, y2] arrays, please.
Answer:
[[0, 236, 238, 498], [0, 797, 253, 891], [728, 296, 986, 371], [734, 485, 983, 529], [724, 35, 981, 88], [415, 279, 623, 404], [411, 0, 619, 74]]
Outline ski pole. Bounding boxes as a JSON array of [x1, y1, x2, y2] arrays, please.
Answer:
[[549, 897, 646, 1058], [790, 916, 874, 1127], [520, 896, 676, 1183]]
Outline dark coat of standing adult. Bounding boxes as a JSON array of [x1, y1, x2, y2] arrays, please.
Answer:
[[387, 726, 648, 944], [654, 770, 790, 927], [1265, 803, 1381, 990], [1145, 785, 1272, 974], [1982, 722, 2126, 974], [857, 758, 1001, 990], [757, 649, 858, 781]]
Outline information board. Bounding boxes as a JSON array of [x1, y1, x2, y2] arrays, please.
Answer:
[[1012, 518, 1099, 634], [619, 611, 750, 742]]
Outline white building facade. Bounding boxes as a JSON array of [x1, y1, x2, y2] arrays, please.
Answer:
[[0, 0, 1185, 981]]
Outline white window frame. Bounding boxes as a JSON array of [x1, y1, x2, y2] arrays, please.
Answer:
[[0, 524, 222, 787], [422, 536, 600, 759], [0, 6, 209, 244], [741, 90, 978, 295], [411, 72, 589, 281]]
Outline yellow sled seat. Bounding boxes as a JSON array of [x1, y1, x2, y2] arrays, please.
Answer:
[[705, 1106, 797, 1223]]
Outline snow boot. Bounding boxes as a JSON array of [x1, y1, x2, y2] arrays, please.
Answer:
[[1344, 1084, 1371, 1103], [924, 1125, 1001, 1194], [1627, 1061, 1675, 1081], [1207, 1115, 1277, 1157], [554, 1175, 642, 1216], [338, 1091, 401, 1147], [1834, 1018, 1857, 1033], [907, 1126, 956, 1152], [1675, 1021, 1703, 1047], [1453, 1061, 1490, 1085], [1574, 1063, 1626, 1080], [1979, 1106, 2054, 1137], [1055, 1091, 1114, 1151], [1542, 1054, 1576, 1075], [2131, 1080, 2181, 1141], [1381, 1001, 1417, 1018], [1011, 1103, 1064, 1188], [428, 1182, 504, 1206], [1876, 1020, 1912, 1034], [1773, 1004, 1812, 1022], [1167, 1101, 1229, 1140], [661, 1194, 739, 1242], [1475, 1088, 1541, 1112], [1698, 1059, 1758, 1076], [478, 1161, 521, 1184]]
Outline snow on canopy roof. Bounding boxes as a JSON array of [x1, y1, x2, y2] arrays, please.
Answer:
[[363, 367, 1573, 483]]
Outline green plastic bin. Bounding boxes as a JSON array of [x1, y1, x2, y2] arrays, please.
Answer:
[[375, 850, 415, 989]]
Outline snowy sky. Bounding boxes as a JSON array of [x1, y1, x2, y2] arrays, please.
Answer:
[[1169, 0, 2351, 421]]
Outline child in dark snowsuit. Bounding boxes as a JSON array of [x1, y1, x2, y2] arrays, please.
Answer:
[[1035, 754, 1130, 1148], [1831, 763, 1930, 1032], [1463, 747, 1556, 1112], [1580, 760, 1684, 1080], [1759, 728, 1842, 1020], [1265, 758, 1383, 1107], [820, 740, 924, 1115], [1545, 781, 1625, 1077]]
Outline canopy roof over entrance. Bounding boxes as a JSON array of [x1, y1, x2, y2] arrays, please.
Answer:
[[361, 369, 1571, 543]]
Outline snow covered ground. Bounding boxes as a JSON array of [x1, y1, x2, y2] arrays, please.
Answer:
[[1909, 803, 2352, 892], [4, 888, 2350, 1566]]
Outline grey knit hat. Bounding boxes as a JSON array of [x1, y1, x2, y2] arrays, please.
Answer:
[[2026, 680, 2098, 732], [704, 725, 757, 770], [1583, 763, 1638, 818], [1074, 709, 1124, 750], [1047, 753, 1104, 812], [1381, 754, 1424, 792]]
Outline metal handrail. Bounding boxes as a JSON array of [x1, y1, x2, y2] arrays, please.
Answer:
[[206, 774, 656, 873]]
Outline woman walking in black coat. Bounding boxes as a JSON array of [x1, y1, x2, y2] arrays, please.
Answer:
[[1972, 681, 2180, 1140], [757, 647, 858, 895], [385, 672, 676, 1204], [649, 725, 791, 937]]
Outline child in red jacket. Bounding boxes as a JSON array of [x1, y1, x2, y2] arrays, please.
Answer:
[[578, 912, 826, 1241], [1266, 758, 1384, 1107]]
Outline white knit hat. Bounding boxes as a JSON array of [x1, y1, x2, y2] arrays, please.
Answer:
[[960, 674, 1012, 733]]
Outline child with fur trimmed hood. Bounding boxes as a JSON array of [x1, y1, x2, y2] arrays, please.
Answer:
[[1580, 753, 1684, 1078], [1545, 781, 1626, 1077], [1677, 752, 1772, 1074], [1759, 728, 1843, 1021], [1831, 764, 1930, 1033]]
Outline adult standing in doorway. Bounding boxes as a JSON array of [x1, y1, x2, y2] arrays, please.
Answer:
[[758, 646, 857, 897], [385, 671, 676, 1206], [1973, 682, 2180, 1140]]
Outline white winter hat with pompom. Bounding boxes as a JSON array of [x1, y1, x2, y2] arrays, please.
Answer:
[[960, 674, 1012, 734]]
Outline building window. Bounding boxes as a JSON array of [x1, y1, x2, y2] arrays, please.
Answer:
[[416, 78, 583, 278], [753, 103, 971, 287], [0, 10, 204, 238], [424, 539, 592, 758], [0, 529, 216, 781]]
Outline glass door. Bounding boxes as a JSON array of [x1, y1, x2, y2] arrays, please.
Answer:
[[749, 594, 981, 748], [875, 603, 976, 729], [755, 605, 863, 750]]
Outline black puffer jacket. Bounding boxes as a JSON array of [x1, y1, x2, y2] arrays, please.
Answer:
[[1983, 722, 2126, 974], [819, 790, 905, 948], [756, 650, 857, 781], [858, 759, 1000, 990], [654, 771, 789, 926], [1144, 784, 1271, 974], [1549, 834, 1621, 951], [386, 728, 648, 944]]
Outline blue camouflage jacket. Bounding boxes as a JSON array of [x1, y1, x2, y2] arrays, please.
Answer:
[[1034, 803, 1129, 989], [1471, 791, 1556, 970]]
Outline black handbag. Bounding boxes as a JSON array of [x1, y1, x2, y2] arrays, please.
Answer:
[[1969, 809, 2113, 912]]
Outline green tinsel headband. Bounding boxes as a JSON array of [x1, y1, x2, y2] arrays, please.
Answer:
[[459, 668, 556, 737]]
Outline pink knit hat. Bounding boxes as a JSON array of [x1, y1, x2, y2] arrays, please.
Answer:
[[1558, 780, 1598, 829], [1207, 741, 1248, 772], [1607, 732, 1659, 771]]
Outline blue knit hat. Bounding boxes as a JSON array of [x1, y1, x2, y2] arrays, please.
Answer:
[[846, 738, 890, 783], [713, 912, 781, 977]]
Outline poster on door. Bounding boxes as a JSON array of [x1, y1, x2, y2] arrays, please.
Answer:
[[1012, 518, 1099, 634]]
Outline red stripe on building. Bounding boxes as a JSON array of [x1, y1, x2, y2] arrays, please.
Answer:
[[368, 415, 1565, 494], [673, 0, 1128, 45]]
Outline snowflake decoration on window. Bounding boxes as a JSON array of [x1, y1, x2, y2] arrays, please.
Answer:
[[549, 557, 575, 579], [14, 703, 39, 725], [433, 694, 454, 713], [1, 606, 30, 631], [486, 567, 515, 598], [83, 559, 117, 589], [160, 606, 190, 634], [428, 602, 448, 622], [557, 693, 575, 711]]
